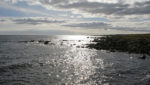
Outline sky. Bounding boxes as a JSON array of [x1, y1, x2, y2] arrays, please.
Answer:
[[0, 0, 150, 35]]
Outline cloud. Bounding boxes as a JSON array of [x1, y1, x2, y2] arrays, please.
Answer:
[[59, 1, 150, 15], [2, 0, 150, 17], [0, 0, 51, 16], [63, 22, 110, 29], [0, 19, 6, 22], [0, 29, 75, 35], [1, 0, 150, 35], [12, 18, 65, 25], [63, 21, 150, 32], [2, 0, 150, 18], [32, 0, 150, 17]]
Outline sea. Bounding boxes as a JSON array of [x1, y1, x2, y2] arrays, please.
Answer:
[[0, 35, 150, 85]]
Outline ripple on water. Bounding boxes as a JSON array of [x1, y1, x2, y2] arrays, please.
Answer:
[[0, 35, 150, 85]]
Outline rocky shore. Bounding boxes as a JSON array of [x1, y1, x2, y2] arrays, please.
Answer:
[[88, 34, 150, 55]]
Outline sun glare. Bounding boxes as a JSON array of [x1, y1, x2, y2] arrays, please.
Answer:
[[62, 35, 88, 40]]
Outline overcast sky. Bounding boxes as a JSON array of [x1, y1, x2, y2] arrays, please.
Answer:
[[0, 0, 150, 35]]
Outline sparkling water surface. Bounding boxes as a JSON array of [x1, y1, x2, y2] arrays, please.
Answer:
[[0, 35, 150, 85]]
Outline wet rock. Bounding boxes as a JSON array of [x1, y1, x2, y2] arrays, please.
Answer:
[[44, 41, 50, 45], [138, 55, 146, 60], [88, 34, 150, 55], [49, 43, 55, 45], [62, 40, 67, 41], [19, 41, 28, 43], [39, 62, 44, 66], [110, 49, 116, 52], [38, 40, 44, 43], [30, 40, 35, 42]]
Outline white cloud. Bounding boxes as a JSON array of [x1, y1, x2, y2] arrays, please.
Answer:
[[88, 0, 118, 3], [2, 0, 150, 18], [0, 0, 150, 34]]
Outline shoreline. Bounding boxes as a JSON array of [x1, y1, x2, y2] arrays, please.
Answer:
[[88, 34, 150, 55]]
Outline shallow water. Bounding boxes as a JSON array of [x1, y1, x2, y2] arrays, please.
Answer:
[[0, 35, 150, 85]]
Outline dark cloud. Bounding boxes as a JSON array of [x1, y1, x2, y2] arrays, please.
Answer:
[[39, 0, 68, 5], [63, 21, 149, 32], [12, 18, 65, 25], [58, 1, 129, 15], [0, 29, 75, 35], [111, 26, 150, 32], [116, 1, 150, 15], [39, 0, 150, 15], [63, 22, 110, 29]]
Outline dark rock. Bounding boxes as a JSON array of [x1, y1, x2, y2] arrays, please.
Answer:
[[19, 41, 28, 43], [62, 40, 67, 41], [49, 43, 55, 45], [39, 62, 44, 66], [30, 40, 35, 42], [44, 41, 50, 45], [38, 40, 44, 43], [138, 55, 146, 60], [88, 34, 150, 55]]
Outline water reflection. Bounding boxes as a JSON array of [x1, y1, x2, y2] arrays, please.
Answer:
[[56, 45, 104, 85], [39, 35, 106, 84], [60, 35, 89, 41], [1, 35, 150, 85]]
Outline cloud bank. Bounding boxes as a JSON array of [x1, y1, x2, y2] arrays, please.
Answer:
[[37, 0, 150, 17], [0, 0, 150, 34], [12, 18, 65, 25]]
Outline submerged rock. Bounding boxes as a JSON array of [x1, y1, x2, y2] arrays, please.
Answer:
[[38, 40, 44, 43], [44, 41, 50, 45], [50, 43, 55, 45], [19, 41, 28, 43], [30, 40, 35, 42]]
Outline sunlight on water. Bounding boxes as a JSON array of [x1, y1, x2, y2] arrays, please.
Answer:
[[1, 35, 150, 85], [58, 35, 94, 48], [60, 47, 104, 84], [28, 35, 106, 84], [60, 35, 89, 40]]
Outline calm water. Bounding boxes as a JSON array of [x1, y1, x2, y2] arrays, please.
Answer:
[[0, 35, 150, 85]]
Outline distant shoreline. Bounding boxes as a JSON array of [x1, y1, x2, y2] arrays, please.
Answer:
[[88, 34, 150, 55]]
